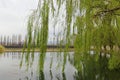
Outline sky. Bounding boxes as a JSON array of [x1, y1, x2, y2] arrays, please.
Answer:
[[0, 0, 66, 44], [0, 0, 39, 38]]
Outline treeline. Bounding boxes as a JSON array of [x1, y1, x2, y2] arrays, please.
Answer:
[[0, 34, 73, 48], [0, 35, 23, 47]]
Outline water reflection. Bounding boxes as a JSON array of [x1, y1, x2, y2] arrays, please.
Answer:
[[0, 52, 120, 80]]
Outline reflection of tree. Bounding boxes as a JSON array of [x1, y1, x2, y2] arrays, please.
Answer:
[[73, 52, 120, 80], [62, 53, 67, 72], [38, 53, 45, 80], [20, 52, 45, 80], [62, 73, 66, 80], [38, 71, 44, 80], [20, 51, 120, 80], [50, 70, 53, 80]]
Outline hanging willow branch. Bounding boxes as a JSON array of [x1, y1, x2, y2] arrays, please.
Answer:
[[25, 0, 120, 70]]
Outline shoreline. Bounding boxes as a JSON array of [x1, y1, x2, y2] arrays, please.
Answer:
[[5, 48, 74, 52]]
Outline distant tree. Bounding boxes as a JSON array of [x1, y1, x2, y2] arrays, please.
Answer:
[[0, 36, 2, 45], [18, 35, 22, 45], [10, 38, 12, 46], [7, 36, 9, 46], [3, 36, 6, 46], [12, 35, 16, 45]]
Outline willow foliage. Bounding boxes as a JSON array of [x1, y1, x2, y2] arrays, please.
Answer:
[[26, 0, 120, 69]]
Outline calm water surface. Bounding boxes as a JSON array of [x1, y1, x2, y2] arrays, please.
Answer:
[[0, 52, 119, 80]]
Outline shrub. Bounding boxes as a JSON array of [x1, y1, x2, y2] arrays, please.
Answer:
[[0, 45, 5, 53]]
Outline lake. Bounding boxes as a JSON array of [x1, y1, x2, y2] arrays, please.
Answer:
[[0, 52, 120, 80]]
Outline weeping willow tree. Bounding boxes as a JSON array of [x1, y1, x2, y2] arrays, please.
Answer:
[[26, 0, 120, 70]]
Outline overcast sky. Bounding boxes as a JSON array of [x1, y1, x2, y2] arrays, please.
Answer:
[[0, 0, 38, 37], [0, 0, 66, 44]]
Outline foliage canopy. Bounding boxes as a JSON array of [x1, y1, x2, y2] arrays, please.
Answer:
[[26, 0, 120, 69]]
